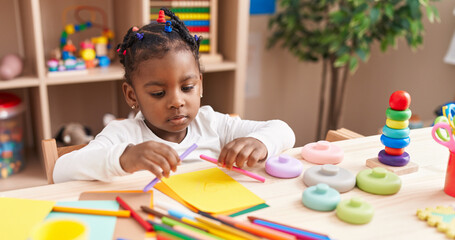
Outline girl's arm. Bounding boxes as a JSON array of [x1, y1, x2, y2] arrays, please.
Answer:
[[53, 120, 140, 183]]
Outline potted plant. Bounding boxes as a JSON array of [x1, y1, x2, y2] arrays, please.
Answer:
[[268, 0, 440, 139]]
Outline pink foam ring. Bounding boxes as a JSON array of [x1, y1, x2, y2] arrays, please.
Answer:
[[301, 140, 344, 164], [265, 154, 303, 178]]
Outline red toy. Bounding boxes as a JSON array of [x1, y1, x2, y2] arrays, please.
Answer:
[[389, 90, 411, 111]]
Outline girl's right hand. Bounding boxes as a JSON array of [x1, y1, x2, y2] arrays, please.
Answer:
[[119, 141, 180, 179]]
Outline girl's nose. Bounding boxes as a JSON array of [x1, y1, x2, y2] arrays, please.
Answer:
[[168, 92, 185, 109]]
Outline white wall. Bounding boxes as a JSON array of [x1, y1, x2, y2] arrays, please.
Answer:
[[245, 1, 455, 147]]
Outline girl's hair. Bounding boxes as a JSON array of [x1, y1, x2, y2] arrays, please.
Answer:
[[116, 8, 202, 85]]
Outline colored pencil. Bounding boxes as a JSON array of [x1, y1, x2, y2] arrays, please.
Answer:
[[143, 143, 198, 192], [216, 215, 297, 240], [173, 224, 220, 240], [162, 216, 222, 240], [52, 206, 131, 218], [199, 154, 266, 182], [195, 215, 263, 240], [247, 216, 330, 240], [149, 221, 197, 240], [141, 205, 209, 234], [116, 196, 153, 232], [181, 217, 244, 240]]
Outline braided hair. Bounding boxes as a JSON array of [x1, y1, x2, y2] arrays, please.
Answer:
[[116, 8, 202, 85]]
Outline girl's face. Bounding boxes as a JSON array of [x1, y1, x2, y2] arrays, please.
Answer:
[[123, 49, 202, 143]]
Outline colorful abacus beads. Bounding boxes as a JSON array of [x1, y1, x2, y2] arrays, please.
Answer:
[[379, 91, 412, 166]]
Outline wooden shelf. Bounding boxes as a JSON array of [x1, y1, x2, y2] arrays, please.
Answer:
[[0, 76, 40, 89], [45, 64, 124, 85]]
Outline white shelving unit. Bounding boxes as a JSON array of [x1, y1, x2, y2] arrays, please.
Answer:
[[0, 0, 249, 168]]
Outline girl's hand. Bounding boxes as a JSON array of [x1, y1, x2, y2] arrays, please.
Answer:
[[119, 141, 180, 179], [218, 137, 268, 169]]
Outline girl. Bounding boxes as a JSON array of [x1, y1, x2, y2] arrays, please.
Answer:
[[53, 8, 295, 183]]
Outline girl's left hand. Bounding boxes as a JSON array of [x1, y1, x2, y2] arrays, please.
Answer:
[[218, 137, 267, 169]]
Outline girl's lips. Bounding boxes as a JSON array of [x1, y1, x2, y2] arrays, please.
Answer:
[[168, 115, 188, 125]]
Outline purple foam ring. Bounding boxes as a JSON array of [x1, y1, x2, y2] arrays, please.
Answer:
[[378, 150, 410, 167], [265, 154, 303, 178]]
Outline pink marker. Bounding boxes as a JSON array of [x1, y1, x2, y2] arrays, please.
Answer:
[[199, 154, 265, 183]]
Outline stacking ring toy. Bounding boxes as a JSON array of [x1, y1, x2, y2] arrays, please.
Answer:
[[303, 164, 356, 193], [385, 108, 412, 121], [386, 119, 409, 129], [382, 125, 410, 139], [356, 167, 402, 195], [302, 183, 340, 211], [301, 141, 344, 165], [336, 197, 374, 224], [384, 147, 405, 156], [380, 135, 410, 149], [265, 154, 303, 178], [378, 150, 410, 166]]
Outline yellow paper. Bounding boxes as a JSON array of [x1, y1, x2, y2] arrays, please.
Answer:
[[0, 197, 55, 240], [159, 168, 265, 214]]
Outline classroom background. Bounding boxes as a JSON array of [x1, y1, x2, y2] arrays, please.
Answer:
[[0, 0, 454, 191]]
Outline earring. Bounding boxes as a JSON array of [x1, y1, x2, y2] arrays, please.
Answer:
[[200, 94, 203, 98], [131, 105, 136, 109]]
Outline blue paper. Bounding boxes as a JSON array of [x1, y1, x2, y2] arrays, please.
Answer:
[[46, 200, 118, 240], [250, 0, 276, 15]]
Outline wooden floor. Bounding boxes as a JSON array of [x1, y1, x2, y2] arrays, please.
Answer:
[[0, 155, 48, 192]]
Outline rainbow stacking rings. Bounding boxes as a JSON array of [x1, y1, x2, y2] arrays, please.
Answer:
[[379, 91, 412, 166]]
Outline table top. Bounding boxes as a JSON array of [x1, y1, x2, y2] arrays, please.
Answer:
[[2, 127, 453, 240]]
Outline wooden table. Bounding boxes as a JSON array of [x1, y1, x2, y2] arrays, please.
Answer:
[[2, 127, 453, 240]]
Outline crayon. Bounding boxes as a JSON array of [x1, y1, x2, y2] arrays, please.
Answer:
[[199, 154, 266, 182], [116, 196, 153, 232], [52, 206, 131, 218]]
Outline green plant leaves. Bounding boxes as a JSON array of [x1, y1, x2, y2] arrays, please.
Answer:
[[267, 0, 439, 72]]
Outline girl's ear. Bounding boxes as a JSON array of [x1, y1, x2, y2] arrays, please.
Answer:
[[122, 82, 138, 109]]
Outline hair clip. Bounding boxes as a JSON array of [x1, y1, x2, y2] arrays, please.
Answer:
[[194, 35, 199, 41], [157, 10, 166, 23], [136, 32, 144, 40], [123, 50, 126, 55], [164, 21, 172, 33], [116, 48, 120, 53], [132, 26, 139, 32]]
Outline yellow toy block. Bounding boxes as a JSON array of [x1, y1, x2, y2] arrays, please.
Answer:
[[416, 206, 455, 239]]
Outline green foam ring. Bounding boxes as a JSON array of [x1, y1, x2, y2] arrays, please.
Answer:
[[434, 116, 451, 142], [385, 107, 412, 121], [356, 167, 401, 195], [336, 197, 374, 224]]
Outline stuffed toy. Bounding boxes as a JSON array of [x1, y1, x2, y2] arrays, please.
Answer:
[[55, 122, 94, 146]]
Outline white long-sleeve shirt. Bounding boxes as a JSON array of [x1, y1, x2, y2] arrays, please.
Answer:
[[53, 106, 295, 183]]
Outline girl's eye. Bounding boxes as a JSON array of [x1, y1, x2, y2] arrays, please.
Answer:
[[182, 85, 194, 92], [151, 91, 165, 97]]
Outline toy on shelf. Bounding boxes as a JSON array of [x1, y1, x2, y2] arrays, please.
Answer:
[[150, 1, 224, 63], [301, 140, 344, 164], [356, 167, 401, 195], [265, 154, 303, 178], [366, 90, 419, 175], [47, 5, 114, 75], [302, 183, 340, 211], [336, 197, 374, 225], [0, 92, 25, 178], [303, 164, 356, 193], [55, 123, 93, 146], [431, 108, 455, 197], [416, 206, 455, 239], [0, 54, 23, 80]]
